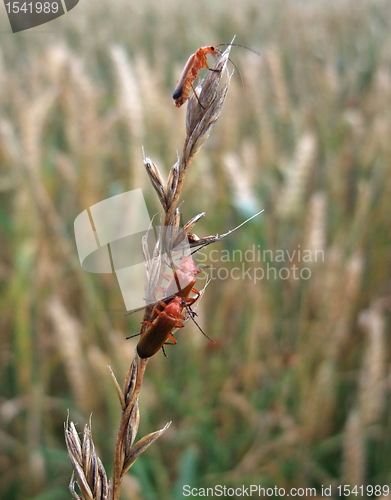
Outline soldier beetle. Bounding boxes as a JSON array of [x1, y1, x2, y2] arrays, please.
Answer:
[[135, 283, 208, 359], [128, 254, 210, 358], [173, 43, 260, 108], [136, 296, 185, 359]]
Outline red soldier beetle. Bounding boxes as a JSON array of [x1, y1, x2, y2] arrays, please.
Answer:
[[127, 254, 211, 358], [136, 296, 185, 359], [134, 286, 210, 359], [173, 43, 261, 108]]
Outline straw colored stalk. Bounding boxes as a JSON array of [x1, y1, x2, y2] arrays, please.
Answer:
[[313, 250, 364, 362], [342, 409, 365, 486], [110, 356, 170, 500], [46, 45, 82, 162], [358, 303, 386, 427], [302, 359, 337, 440], [71, 59, 101, 209], [47, 296, 94, 412], [277, 132, 317, 218], [111, 46, 145, 189], [266, 47, 290, 119], [327, 251, 364, 359], [20, 89, 57, 175], [66, 355, 170, 500], [304, 191, 327, 259], [46, 44, 101, 208], [66, 45, 232, 500]]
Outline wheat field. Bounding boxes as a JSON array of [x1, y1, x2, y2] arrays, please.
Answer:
[[1, 0, 391, 498]]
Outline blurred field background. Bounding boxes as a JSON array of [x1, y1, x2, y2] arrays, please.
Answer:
[[1, 0, 391, 498]]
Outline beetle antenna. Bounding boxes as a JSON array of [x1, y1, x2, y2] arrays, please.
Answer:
[[216, 43, 261, 57], [126, 332, 141, 339], [215, 47, 244, 87], [183, 301, 214, 343]]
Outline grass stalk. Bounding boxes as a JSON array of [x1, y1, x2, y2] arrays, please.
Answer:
[[65, 46, 232, 500]]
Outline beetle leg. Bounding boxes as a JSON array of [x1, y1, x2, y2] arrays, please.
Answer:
[[165, 334, 178, 345], [190, 82, 205, 109]]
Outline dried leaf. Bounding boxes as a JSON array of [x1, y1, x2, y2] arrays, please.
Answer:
[[108, 366, 125, 410], [166, 159, 180, 208], [122, 422, 171, 477], [143, 153, 167, 211]]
